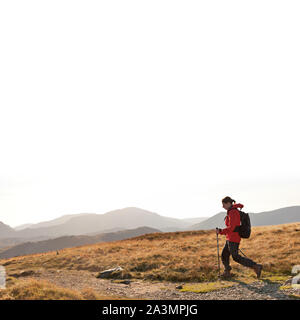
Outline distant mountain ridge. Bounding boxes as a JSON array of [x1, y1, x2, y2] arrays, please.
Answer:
[[1, 205, 300, 245], [15, 213, 93, 230], [14, 224, 33, 231], [0, 222, 16, 238], [190, 205, 300, 230], [0, 226, 161, 259], [181, 217, 208, 225], [0, 207, 193, 240]]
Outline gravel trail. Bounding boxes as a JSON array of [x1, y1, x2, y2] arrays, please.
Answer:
[[30, 269, 300, 300]]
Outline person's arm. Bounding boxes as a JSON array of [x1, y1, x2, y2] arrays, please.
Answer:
[[219, 210, 239, 235]]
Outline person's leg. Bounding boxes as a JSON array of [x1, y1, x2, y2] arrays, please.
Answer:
[[221, 240, 232, 271], [228, 241, 256, 268]]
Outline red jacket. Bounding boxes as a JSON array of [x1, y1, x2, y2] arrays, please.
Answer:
[[219, 203, 243, 243]]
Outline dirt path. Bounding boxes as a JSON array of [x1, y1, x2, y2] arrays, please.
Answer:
[[30, 269, 299, 300]]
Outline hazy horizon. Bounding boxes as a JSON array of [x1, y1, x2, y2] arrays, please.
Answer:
[[1, 1, 299, 227]]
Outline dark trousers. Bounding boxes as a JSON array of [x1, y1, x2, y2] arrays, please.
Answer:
[[221, 240, 257, 271]]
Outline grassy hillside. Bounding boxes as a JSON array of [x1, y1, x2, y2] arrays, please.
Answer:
[[1, 222, 299, 285]]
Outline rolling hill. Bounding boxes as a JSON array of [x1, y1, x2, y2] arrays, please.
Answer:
[[0, 207, 192, 241], [0, 226, 161, 259], [14, 213, 92, 230]]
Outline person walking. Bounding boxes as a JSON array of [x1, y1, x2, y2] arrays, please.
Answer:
[[216, 196, 263, 279]]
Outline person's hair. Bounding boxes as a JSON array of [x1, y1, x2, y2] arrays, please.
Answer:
[[222, 196, 236, 204]]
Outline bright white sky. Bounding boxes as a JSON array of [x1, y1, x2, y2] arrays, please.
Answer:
[[0, 1, 299, 227]]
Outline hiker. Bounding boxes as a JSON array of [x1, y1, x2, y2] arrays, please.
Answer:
[[216, 196, 263, 278]]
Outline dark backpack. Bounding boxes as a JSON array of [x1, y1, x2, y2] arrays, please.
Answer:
[[233, 209, 251, 238]]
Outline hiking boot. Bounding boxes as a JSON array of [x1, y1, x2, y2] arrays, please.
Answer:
[[253, 264, 263, 279], [220, 269, 232, 279]]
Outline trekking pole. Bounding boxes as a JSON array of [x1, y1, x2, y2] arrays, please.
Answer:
[[239, 248, 248, 258], [216, 228, 221, 279]]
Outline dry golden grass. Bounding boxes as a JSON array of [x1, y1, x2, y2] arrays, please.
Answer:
[[1, 222, 299, 284], [0, 279, 88, 300], [0, 277, 131, 300]]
